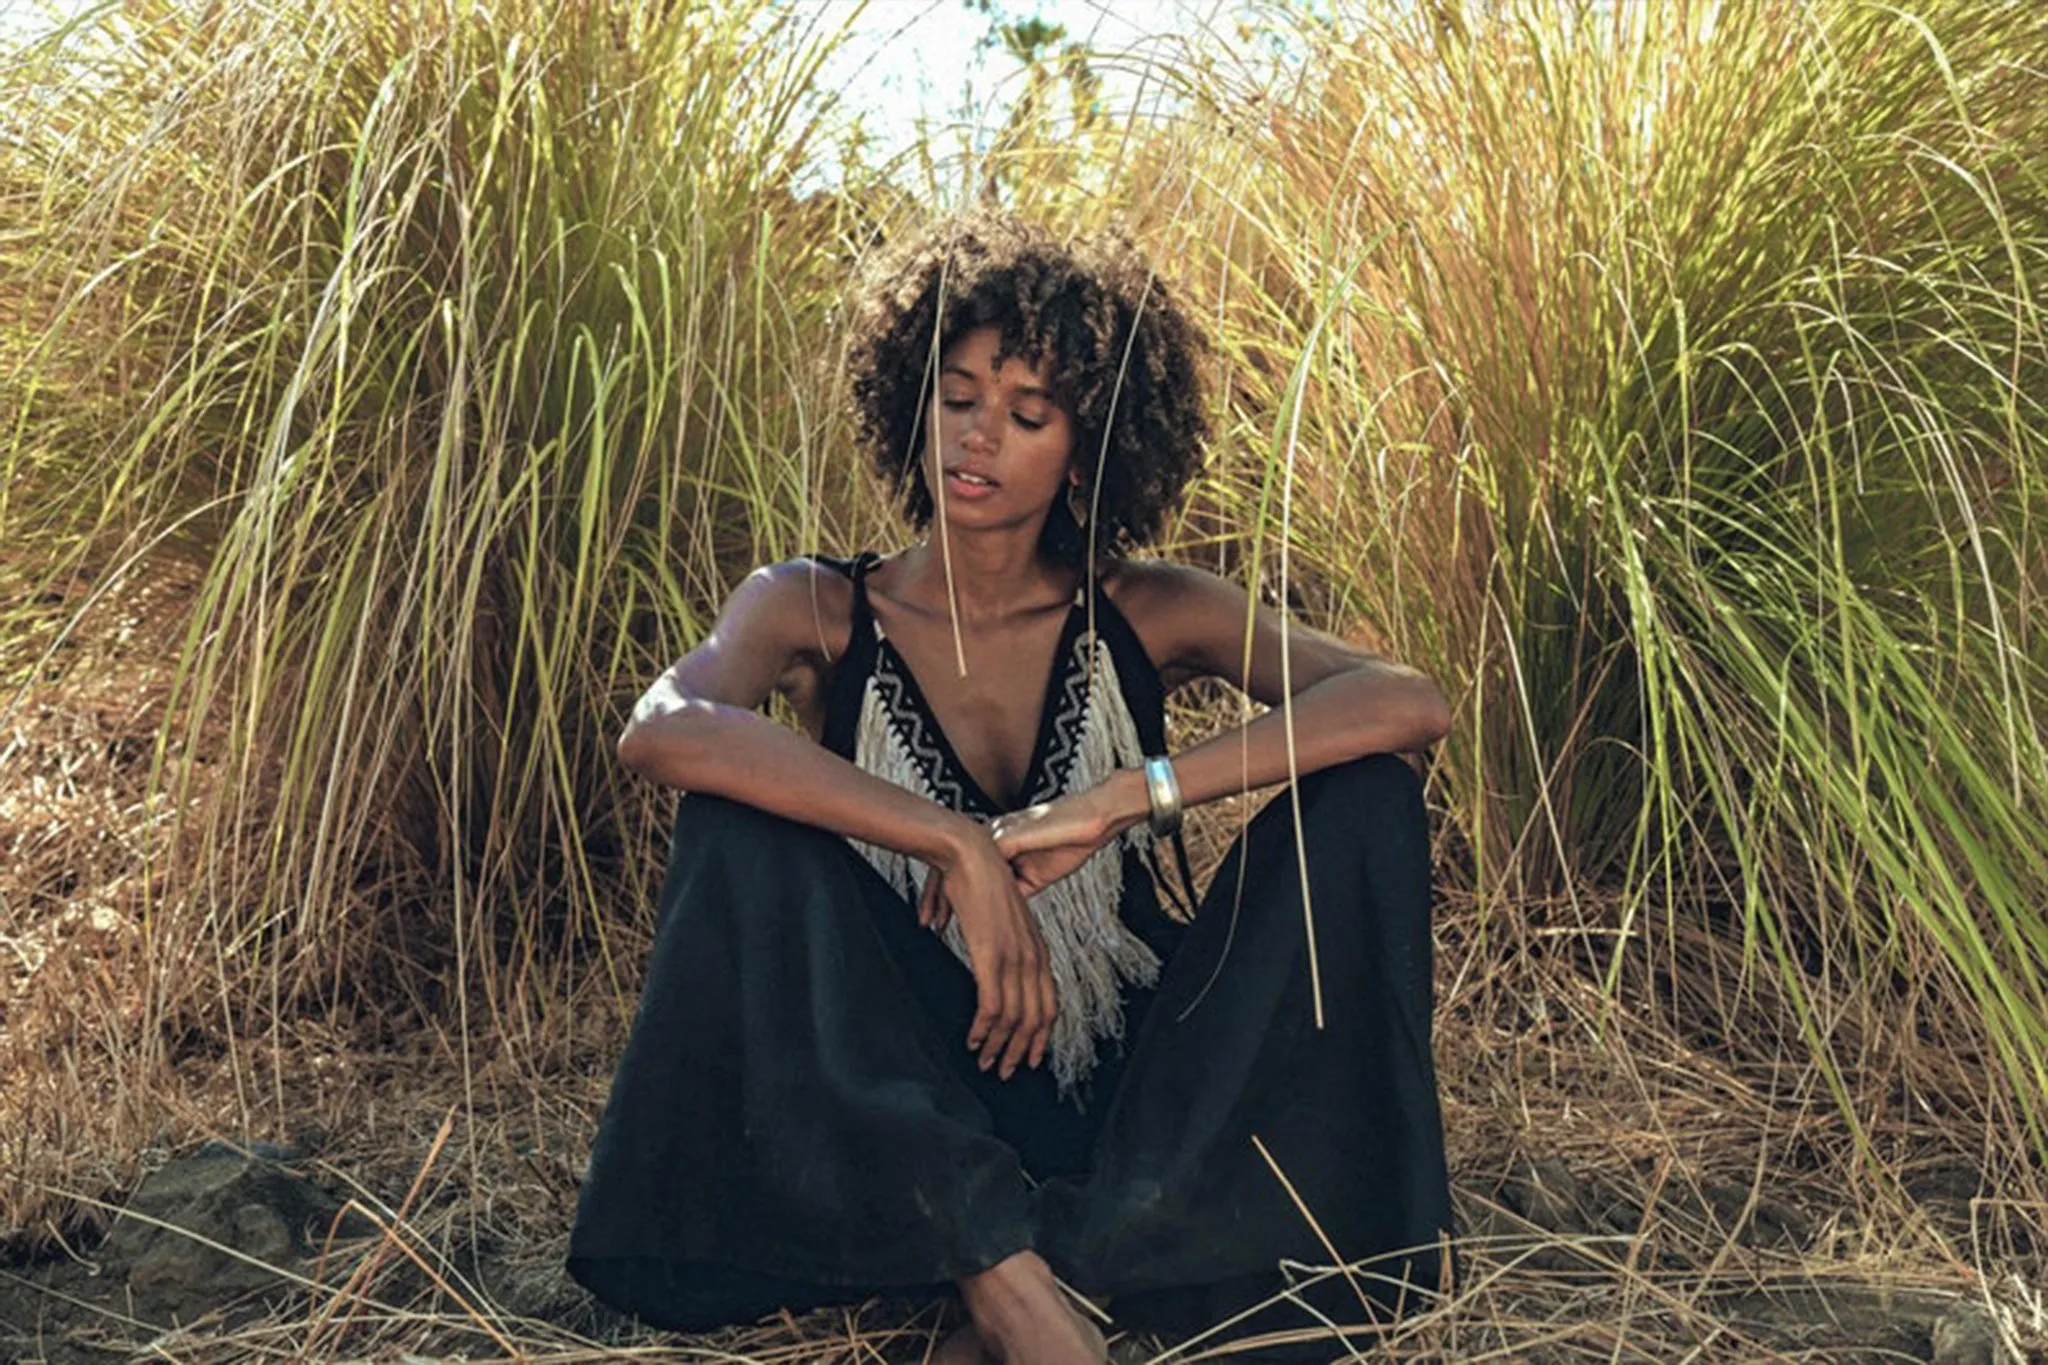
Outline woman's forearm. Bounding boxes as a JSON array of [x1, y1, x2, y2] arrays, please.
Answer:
[[1180, 666, 1446, 804], [618, 700, 979, 869], [1096, 667, 1448, 830]]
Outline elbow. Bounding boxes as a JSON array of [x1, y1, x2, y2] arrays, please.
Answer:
[[1350, 671, 1450, 756], [616, 702, 707, 784], [616, 720, 655, 776], [619, 675, 716, 782], [1408, 681, 1452, 749]]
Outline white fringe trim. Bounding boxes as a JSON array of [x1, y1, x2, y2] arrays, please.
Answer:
[[849, 627, 1161, 1096]]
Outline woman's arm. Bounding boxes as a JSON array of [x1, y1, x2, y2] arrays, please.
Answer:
[[994, 560, 1449, 889], [619, 558, 1056, 1078], [1100, 559, 1449, 822], [618, 560, 970, 862]]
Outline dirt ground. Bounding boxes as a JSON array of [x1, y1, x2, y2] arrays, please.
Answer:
[[1, 1114, 2042, 1364]]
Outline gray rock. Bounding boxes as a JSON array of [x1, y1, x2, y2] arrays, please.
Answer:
[[104, 1144, 370, 1304], [194, 1137, 302, 1163], [1932, 1300, 2012, 1365], [1502, 1156, 1616, 1237]]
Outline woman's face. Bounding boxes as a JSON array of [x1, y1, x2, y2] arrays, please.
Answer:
[[925, 325, 1075, 535]]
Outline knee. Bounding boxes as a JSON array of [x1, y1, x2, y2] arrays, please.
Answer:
[[670, 792, 822, 845], [652, 795, 868, 944], [660, 793, 852, 884], [1244, 755, 1426, 853], [1297, 756, 1432, 906], [1302, 753, 1425, 826]]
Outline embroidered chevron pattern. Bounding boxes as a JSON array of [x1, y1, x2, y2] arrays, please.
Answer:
[[870, 626, 976, 813], [1023, 628, 1096, 808]]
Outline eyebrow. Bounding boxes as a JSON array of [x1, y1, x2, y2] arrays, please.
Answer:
[[940, 364, 1057, 402]]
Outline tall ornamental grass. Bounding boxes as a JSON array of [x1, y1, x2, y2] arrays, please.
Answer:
[[1136, 0, 2048, 1152], [1, 0, 895, 1165]]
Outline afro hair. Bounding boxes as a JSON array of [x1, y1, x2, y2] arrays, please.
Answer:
[[845, 211, 1209, 568]]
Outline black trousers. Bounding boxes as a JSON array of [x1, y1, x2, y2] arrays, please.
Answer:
[[568, 755, 1451, 1351]]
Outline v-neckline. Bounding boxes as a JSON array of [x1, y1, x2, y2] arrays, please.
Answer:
[[866, 579, 1087, 817]]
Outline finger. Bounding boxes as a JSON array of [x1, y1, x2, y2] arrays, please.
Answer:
[[991, 804, 1053, 856], [1020, 848, 1061, 897], [982, 967, 1018, 1072], [1030, 962, 1056, 1070], [999, 953, 1040, 1079], [979, 963, 1019, 1072], [968, 966, 1000, 1054], [1022, 959, 1051, 1071], [992, 828, 1040, 860], [917, 869, 943, 929], [997, 957, 1034, 1079]]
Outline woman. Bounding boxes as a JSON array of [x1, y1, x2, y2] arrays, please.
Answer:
[[568, 213, 1453, 1363]]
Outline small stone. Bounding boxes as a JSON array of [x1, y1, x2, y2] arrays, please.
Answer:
[[1931, 1300, 2010, 1365], [1503, 1157, 1600, 1236], [105, 1143, 362, 1306]]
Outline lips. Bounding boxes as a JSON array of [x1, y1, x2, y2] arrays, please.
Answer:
[[941, 464, 1001, 501]]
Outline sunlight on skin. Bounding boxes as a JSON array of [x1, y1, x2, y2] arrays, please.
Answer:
[[628, 673, 692, 729], [628, 568, 780, 727]]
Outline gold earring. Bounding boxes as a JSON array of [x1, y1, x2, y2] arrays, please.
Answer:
[[1067, 481, 1089, 529]]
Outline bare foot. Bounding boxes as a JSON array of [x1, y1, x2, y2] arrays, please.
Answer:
[[958, 1251, 1107, 1365], [932, 1322, 995, 1364]]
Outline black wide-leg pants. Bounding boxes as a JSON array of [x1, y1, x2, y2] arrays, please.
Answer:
[[568, 754, 1451, 1346]]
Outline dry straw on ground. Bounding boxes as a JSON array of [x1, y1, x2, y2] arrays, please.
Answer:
[[3, 617, 2043, 1361]]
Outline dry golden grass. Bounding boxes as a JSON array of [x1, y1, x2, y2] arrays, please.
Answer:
[[4, 607, 2044, 1362]]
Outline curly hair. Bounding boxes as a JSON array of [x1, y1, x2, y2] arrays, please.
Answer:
[[845, 211, 1209, 569]]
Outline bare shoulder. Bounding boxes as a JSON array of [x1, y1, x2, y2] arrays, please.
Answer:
[[660, 556, 857, 714], [1102, 556, 1238, 606], [1103, 556, 1388, 705], [734, 557, 858, 664]]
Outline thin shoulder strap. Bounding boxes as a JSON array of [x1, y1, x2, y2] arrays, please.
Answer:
[[847, 550, 881, 638], [817, 551, 882, 760]]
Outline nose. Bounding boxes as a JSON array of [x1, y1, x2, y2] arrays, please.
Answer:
[[960, 407, 999, 455]]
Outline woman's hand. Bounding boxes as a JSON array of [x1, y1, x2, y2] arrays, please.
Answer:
[[919, 830, 1056, 1080], [987, 771, 1146, 898]]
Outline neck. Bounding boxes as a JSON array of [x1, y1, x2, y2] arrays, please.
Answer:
[[899, 530, 1075, 623]]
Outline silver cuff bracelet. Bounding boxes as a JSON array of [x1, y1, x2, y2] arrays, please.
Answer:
[[1142, 754, 1183, 839]]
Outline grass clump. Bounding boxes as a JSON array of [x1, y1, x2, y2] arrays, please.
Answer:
[[1134, 0, 2048, 1169], [2, 0, 893, 1224], [3, 0, 2048, 1359]]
